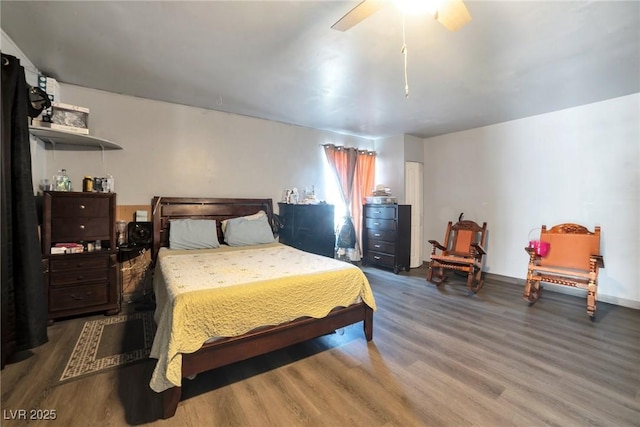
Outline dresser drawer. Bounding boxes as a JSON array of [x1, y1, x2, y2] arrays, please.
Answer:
[[364, 251, 396, 268], [366, 228, 397, 243], [51, 268, 110, 287], [363, 206, 396, 220], [51, 217, 110, 240], [50, 256, 109, 272], [51, 196, 110, 218], [49, 283, 109, 312], [365, 218, 396, 232], [367, 240, 396, 254]]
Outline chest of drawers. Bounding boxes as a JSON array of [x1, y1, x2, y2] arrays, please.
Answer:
[[362, 204, 411, 274], [278, 203, 335, 258], [41, 192, 120, 322]]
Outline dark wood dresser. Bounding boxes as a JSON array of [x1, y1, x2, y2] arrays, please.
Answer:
[[278, 203, 335, 258], [41, 192, 120, 322], [362, 204, 411, 274]]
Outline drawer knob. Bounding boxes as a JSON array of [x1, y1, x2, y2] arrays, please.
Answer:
[[80, 224, 85, 229], [374, 244, 381, 248], [373, 222, 380, 226], [374, 233, 381, 237], [79, 204, 85, 209], [374, 256, 381, 260], [374, 211, 381, 214], [70, 294, 85, 300]]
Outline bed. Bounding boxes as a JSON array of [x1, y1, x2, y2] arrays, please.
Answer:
[[149, 197, 376, 418]]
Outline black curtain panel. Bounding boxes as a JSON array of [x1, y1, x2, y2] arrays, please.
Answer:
[[1, 53, 48, 367]]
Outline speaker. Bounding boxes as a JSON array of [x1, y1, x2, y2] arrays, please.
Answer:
[[127, 221, 153, 248]]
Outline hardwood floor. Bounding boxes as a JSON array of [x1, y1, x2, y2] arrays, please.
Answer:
[[2, 265, 639, 426]]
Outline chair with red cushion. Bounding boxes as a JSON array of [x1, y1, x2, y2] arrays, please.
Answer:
[[426, 220, 487, 294]]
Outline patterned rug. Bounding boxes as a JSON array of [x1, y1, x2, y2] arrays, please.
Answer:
[[59, 311, 155, 383]]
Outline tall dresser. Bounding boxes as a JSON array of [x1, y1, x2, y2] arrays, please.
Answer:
[[362, 204, 411, 274], [41, 192, 120, 322], [278, 203, 335, 258]]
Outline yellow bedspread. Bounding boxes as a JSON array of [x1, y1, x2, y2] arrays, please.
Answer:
[[149, 242, 376, 392]]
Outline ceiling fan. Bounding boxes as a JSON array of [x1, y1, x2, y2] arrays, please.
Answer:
[[331, 0, 471, 97], [331, 0, 472, 32]]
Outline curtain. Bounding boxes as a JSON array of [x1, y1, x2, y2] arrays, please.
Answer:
[[323, 145, 357, 210], [353, 150, 376, 253], [323, 144, 376, 261], [1, 53, 48, 368]]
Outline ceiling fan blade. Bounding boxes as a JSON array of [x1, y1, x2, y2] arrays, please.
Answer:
[[331, 0, 386, 32], [435, 0, 471, 31]]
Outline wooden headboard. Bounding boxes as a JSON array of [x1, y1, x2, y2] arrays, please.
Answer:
[[151, 197, 275, 259]]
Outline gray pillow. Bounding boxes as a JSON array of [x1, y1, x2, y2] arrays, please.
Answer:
[[169, 219, 220, 250], [224, 214, 275, 246]]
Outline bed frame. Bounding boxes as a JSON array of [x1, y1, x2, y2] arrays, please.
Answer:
[[151, 197, 374, 418]]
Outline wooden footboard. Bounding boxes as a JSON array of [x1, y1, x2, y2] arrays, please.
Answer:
[[162, 302, 373, 419]]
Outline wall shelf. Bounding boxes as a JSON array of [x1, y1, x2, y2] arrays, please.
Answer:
[[29, 126, 122, 150]]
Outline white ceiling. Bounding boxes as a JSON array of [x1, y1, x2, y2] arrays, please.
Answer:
[[2, 1, 639, 139]]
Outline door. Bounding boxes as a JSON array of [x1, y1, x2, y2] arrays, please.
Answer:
[[405, 162, 423, 268]]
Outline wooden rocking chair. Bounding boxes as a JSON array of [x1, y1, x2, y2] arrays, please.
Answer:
[[426, 220, 487, 294], [524, 223, 604, 320]]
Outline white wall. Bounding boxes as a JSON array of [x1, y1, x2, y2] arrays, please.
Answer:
[[374, 135, 405, 202], [404, 134, 424, 163], [374, 134, 424, 203], [40, 84, 374, 208], [423, 93, 640, 307], [1, 29, 38, 86]]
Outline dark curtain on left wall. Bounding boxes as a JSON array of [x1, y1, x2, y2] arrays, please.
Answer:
[[1, 53, 48, 368]]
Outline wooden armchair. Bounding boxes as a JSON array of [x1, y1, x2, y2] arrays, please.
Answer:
[[524, 223, 604, 319], [426, 220, 487, 294]]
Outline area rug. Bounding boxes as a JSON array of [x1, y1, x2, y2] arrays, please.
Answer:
[[59, 311, 155, 383]]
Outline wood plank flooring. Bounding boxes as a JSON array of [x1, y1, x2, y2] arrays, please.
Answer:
[[2, 265, 639, 426]]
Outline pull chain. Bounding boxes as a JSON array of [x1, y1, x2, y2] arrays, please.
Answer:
[[401, 14, 409, 98]]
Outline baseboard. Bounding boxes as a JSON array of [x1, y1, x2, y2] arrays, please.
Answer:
[[484, 272, 640, 310], [483, 272, 522, 286]]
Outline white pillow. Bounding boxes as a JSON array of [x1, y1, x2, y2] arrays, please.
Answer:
[[221, 210, 266, 233], [169, 219, 220, 250], [223, 214, 275, 246]]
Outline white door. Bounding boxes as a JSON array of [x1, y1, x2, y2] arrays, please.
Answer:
[[405, 161, 423, 268]]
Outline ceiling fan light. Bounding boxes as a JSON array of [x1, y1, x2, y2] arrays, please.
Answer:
[[435, 0, 472, 31]]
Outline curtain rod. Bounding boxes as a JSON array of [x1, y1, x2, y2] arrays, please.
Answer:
[[320, 144, 376, 155]]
